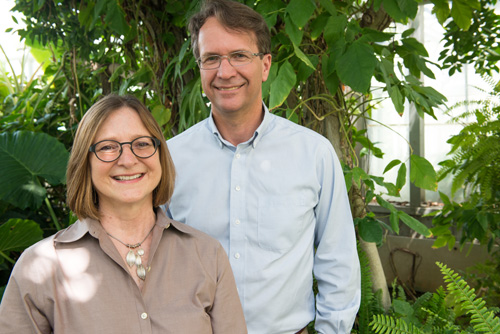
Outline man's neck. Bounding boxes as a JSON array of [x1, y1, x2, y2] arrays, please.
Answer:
[[212, 105, 264, 146]]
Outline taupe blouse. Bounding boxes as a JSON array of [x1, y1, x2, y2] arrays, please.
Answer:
[[0, 209, 247, 333]]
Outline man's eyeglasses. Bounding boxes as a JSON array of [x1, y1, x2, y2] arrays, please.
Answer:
[[197, 51, 264, 70], [89, 136, 161, 162]]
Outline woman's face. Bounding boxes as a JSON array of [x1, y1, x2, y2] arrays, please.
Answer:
[[90, 107, 162, 211]]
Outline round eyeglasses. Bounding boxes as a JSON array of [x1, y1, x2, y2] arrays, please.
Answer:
[[89, 136, 161, 162], [197, 51, 264, 70]]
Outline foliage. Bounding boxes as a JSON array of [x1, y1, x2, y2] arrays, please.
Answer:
[[431, 78, 500, 252], [369, 262, 500, 334], [463, 251, 500, 309], [438, 0, 500, 76]]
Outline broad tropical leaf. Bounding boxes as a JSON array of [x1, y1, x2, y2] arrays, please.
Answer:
[[0, 131, 69, 209], [0, 219, 43, 253]]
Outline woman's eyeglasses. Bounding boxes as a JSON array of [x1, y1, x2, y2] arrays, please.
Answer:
[[89, 136, 161, 162]]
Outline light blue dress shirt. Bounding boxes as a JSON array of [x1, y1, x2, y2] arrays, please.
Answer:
[[165, 104, 361, 334]]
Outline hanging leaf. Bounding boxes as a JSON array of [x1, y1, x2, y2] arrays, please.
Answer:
[[269, 61, 296, 110], [0, 131, 69, 209], [410, 154, 438, 191], [0, 219, 44, 253], [336, 40, 377, 93]]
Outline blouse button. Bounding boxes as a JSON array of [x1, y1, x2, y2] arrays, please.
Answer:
[[141, 312, 148, 320]]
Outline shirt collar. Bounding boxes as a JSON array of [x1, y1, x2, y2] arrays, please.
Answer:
[[208, 102, 271, 149], [54, 208, 194, 244]]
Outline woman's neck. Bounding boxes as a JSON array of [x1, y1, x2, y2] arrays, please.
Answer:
[[98, 204, 156, 244]]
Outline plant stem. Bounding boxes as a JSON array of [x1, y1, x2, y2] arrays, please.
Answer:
[[45, 197, 62, 230], [0, 251, 16, 265]]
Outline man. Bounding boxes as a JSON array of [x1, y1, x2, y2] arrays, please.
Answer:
[[165, 0, 361, 333]]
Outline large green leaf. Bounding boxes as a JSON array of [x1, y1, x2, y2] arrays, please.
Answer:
[[450, 0, 480, 31], [336, 40, 377, 93], [269, 61, 297, 110], [286, 0, 316, 29], [0, 219, 43, 253], [410, 154, 438, 191], [0, 131, 69, 209]]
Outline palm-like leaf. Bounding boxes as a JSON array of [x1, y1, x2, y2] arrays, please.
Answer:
[[0, 131, 69, 209]]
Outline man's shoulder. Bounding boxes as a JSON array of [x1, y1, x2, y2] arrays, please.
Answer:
[[167, 118, 210, 147], [268, 113, 332, 147]]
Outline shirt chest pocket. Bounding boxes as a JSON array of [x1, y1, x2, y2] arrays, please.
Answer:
[[257, 196, 310, 252]]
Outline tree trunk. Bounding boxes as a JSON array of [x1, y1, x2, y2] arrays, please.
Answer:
[[323, 113, 391, 311]]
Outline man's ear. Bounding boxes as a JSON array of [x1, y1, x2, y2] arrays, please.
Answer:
[[261, 53, 272, 82]]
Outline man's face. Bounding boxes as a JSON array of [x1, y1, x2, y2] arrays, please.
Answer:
[[197, 17, 271, 118]]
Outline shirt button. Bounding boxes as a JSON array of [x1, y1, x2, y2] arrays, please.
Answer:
[[234, 253, 240, 259], [235, 153, 241, 159], [235, 186, 241, 191], [235, 219, 241, 225], [141, 312, 148, 320]]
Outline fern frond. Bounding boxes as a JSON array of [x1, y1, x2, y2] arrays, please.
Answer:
[[437, 262, 500, 334], [370, 314, 424, 334]]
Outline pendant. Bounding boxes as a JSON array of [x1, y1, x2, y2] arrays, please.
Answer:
[[126, 250, 136, 267], [137, 265, 146, 280]]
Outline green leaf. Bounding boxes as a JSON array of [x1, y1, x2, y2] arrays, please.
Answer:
[[399, 212, 431, 236], [396, 163, 407, 192], [105, 0, 130, 36], [357, 217, 384, 243], [410, 154, 438, 191], [293, 44, 315, 70], [383, 159, 402, 174], [324, 15, 347, 48], [285, 16, 303, 46], [286, 0, 316, 29], [390, 211, 400, 234], [152, 105, 171, 127], [0, 219, 43, 253], [376, 195, 396, 212], [318, 0, 337, 16], [0, 131, 69, 209], [269, 61, 297, 110], [336, 40, 377, 93], [382, 0, 409, 23], [450, 0, 479, 31], [322, 54, 340, 95], [431, 0, 450, 25]]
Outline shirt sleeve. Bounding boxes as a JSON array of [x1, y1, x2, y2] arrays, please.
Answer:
[[209, 244, 248, 334], [313, 145, 361, 333], [0, 266, 52, 334]]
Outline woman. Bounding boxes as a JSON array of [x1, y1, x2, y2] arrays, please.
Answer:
[[0, 94, 247, 333]]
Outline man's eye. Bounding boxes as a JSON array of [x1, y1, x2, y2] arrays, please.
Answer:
[[232, 52, 250, 60], [203, 55, 220, 63]]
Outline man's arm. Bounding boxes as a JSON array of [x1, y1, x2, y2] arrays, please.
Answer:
[[313, 145, 361, 333]]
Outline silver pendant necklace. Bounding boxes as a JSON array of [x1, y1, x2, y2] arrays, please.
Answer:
[[106, 224, 155, 280]]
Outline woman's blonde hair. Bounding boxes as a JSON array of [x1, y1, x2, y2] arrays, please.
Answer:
[[66, 94, 175, 220]]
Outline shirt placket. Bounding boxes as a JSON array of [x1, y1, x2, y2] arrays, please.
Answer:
[[228, 144, 248, 300]]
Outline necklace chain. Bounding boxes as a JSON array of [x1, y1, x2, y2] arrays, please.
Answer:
[[106, 224, 155, 249], [106, 224, 155, 281]]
